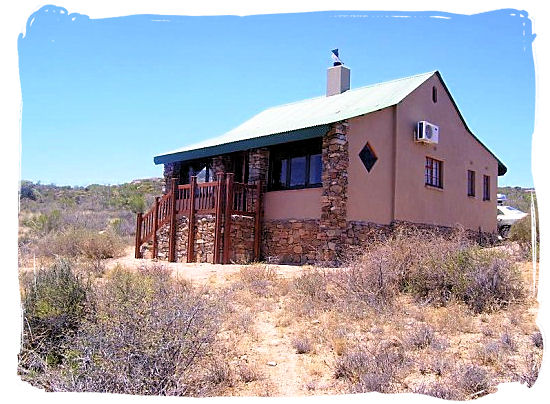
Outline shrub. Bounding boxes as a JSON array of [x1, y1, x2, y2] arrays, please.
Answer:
[[509, 211, 539, 260], [457, 365, 490, 396], [406, 324, 435, 350], [35, 228, 125, 260], [478, 341, 503, 365], [46, 265, 223, 395], [355, 231, 526, 313], [500, 330, 517, 351], [236, 265, 278, 298], [19, 260, 89, 374], [519, 352, 541, 387], [334, 243, 401, 313], [292, 336, 312, 354], [531, 331, 543, 349], [238, 363, 262, 383], [290, 270, 334, 316], [21, 266, 225, 395], [334, 344, 406, 394], [413, 382, 458, 400]]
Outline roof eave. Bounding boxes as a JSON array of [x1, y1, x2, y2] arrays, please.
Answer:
[[154, 124, 330, 165]]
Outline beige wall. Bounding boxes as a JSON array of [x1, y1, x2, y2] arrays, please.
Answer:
[[346, 109, 395, 224], [393, 75, 498, 232], [263, 187, 322, 220], [264, 73, 500, 232]]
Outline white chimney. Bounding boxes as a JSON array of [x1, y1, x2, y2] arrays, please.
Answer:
[[326, 49, 350, 96]]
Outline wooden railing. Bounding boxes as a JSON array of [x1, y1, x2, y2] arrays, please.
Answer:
[[135, 172, 262, 264]]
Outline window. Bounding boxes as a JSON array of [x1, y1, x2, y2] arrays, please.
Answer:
[[359, 142, 378, 172], [432, 86, 438, 103], [467, 170, 476, 197], [269, 138, 322, 191], [483, 175, 490, 201], [179, 160, 214, 184], [425, 157, 443, 188]]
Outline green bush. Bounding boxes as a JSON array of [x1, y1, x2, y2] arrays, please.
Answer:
[[19, 260, 89, 373], [509, 214, 539, 260]]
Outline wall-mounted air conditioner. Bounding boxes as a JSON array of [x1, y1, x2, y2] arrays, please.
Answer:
[[416, 121, 439, 144]]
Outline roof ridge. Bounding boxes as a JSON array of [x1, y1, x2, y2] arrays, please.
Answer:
[[260, 70, 437, 111]]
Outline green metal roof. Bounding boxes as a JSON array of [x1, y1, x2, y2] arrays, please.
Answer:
[[154, 70, 506, 175]]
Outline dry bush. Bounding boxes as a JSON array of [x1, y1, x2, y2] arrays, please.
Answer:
[[24, 265, 225, 395], [293, 336, 313, 354], [333, 243, 402, 314], [531, 331, 543, 349], [289, 270, 334, 317], [405, 324, 435, 350], [35, 228, 126, 260], [477, 341, 503, 366], [235, 265, 278, 298], [413, 382, 458, 400], [238, 363, 263, 383], [456, 365, 490, 397], [334, 343, 407, 394], [341, 229, 525, 314], [519, 352, 541, 387], [500, 330, 517, 352]]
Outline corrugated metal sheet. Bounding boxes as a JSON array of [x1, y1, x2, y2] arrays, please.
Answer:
[[155, 71, 435, 163]]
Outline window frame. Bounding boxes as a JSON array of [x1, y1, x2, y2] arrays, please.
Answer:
[[483, 175, 491, 201], [268, 138, 323, 191], [467, 170, 476, 197], [425, 157, 443, 189]]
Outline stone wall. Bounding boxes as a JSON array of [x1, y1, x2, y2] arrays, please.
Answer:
[[248, 148, 269, 192], [262, 219, 321, 264], [319, 122, 349, 264], [230, 215, 255, 263]]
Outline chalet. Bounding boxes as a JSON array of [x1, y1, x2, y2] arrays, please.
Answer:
[[135, 57, 507, 265]]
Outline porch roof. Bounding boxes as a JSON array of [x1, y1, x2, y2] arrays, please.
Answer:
[[154, 70, 506, 175]]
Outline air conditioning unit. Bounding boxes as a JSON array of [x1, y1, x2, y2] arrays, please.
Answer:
[[416, 121, 439, 144]]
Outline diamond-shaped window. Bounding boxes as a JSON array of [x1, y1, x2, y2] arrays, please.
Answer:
[[359, 142, 378, 172]]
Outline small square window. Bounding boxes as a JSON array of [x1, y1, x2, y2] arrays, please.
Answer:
[[359, 143, 378, 172]]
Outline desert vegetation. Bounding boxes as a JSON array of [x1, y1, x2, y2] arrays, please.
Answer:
[[17, 181, 542, 398]]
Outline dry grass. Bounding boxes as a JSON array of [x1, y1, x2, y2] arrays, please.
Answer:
[[18, 234, 542, 399]]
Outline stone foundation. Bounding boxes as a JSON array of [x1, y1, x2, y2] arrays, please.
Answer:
[[262, 219, 322, 264], [230, 215, 255, 263]]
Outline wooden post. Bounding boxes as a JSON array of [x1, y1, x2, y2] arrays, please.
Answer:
[[168, 179, 178, 262], [187, 176, 197, 263], [253, 180, 262, 262], [152, 196, 159, 259], [134, 212, 143, 259], [213, 172, 225, 264], [222, 173, 234, 264]]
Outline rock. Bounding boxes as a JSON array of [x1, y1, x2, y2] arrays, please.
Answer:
[[312, 319, 320, 324], [266, 361, 277, 367]]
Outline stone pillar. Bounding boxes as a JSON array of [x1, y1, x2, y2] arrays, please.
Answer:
[[163, 162, 182, 194], [248, 148, 269, 190], [319, 122, 349, 264], [212, 155, 232, 174]]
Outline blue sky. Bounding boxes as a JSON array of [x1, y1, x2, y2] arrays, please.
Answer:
[[18, 6, 536, 187]]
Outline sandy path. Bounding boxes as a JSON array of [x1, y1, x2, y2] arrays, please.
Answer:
[[104, 246, 317, 286]]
